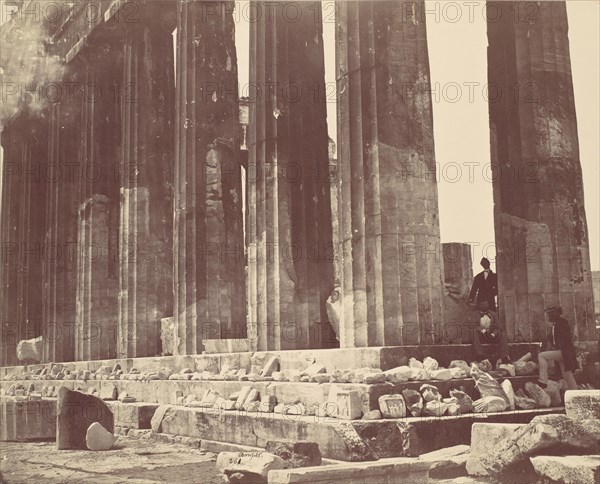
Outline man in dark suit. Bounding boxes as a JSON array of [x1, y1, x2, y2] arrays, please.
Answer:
[[469, 257, 497, 311], [538, 305, 579, 390]]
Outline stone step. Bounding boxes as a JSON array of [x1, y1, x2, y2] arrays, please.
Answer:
[[0, 343, 541, 378], [150, 404, 563, 461], [2, 374, 540, 414], [0, 396, 158, 440], [0, 399, 56, 441]]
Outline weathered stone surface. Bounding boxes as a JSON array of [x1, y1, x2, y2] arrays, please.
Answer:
[[565, 390, 600, 420], [378, 395, 406, 419], [16, 336, 43, 362], [402, 389, 423, 417], [501, 379, 515, 410], [488, 0, 596, 342], [57, 387, 114, 450], [336, 0, 444, 347], [337, 391, 362, 420], [467, 423, 523, 476], [362, 410, 382, 421], [383, 366, 411, 384], [473, 396, 508, 413], [265, 440, 322, 469], [530, 455, 600, 484], [524, 382, 551, 408], [428, 454, 468, 480], [0, 400, 56, 441], [260, 357, 279, 378], [150, 405, 170, 433], [480, 414, 600, 478], [99, 385, 118, 401], [86, 422, 116, 451], [216, 451, 285, 479]]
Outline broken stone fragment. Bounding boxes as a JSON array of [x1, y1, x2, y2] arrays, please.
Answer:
[[301, 363, 326, 377], [362, 410, 382, 420], [402, 389, 424, 417], [259, 395, 277, 412], [409, 367, 429, 380], [310, 373, 331, 384], [409, 358, 423, 369], [383, 366, 411, 384], [530, 455, 600, 484], [450, 390, 474, 414], [97, 365, 112, 375], [118, 392, 136, 403], [236, 387, 253, 410], [57, 387, 114, 450], [16, 336, 43, 362], [99, 385, 118, 401], [378, 394, 406, 418], [86, 422, 116, 451], [429, 368, 452, 381], [180, 368, 193, 374], [336, 390, 362, 420], [501, 379, 516, 410], [449, 360, 470, 376], [524, 382, 551, 408], [481, 415, 600, 479], [423, 401, 448, 417], [423, 356, 439, 372], [420, 384, 442, 403], [265, 440, 322, 469], [243, 389, 260, 407], [473, 396, 508, 413], [363, 372, 386, 384], [260, 357, 280, 377], [565, 389, 600, 420], [216, 452, 285, 481]]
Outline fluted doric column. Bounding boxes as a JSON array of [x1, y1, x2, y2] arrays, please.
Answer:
[[43, 85, 80, 363], [488, 1, 596, 343], [336, 1, 444, 346], [118, 6, 175, 358], [173, 0, 246, 355], [1, 113, 48, 365], [75, 42, 122, 361], [247, 1, 336, 350]]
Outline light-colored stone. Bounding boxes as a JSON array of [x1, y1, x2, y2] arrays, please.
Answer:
[[216, 451, 285, 479], [336, 391, 362, 420], [524, 382, 551, 408], [302, 363, 326, 377], [423, 357, 439, 372], [260, 357, 280, 377], [481, 414, 600, 478], [429, 368, 452, 381], [16, 336, 43, 362], [86, 422, 116, 451], [530, 455, 600, 484], [378, 395, 406, 419], [236, 387, 253, 410], [383, 366, 411, 384], [99, 385, 118, 401], [565, 390, 600, 420], [363, 372, 386, 384], [467, 423, 523, 476], [473, 396, 508, 413], [501, 379, 515, 410], [423, 401, 448, 417]]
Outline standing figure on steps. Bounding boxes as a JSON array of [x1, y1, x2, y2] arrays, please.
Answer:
[[469, 257, 497, 311], [538, 306, 579, 390]]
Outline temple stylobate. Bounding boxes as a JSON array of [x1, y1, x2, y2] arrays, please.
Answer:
[[0, 0, 596, 367]]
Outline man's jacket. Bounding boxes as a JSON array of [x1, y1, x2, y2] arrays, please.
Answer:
[[469, 270, 497, 306], [549, 317, 579, 372]]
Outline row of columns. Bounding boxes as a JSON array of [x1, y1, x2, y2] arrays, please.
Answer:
[[0, 1, 595, 365]]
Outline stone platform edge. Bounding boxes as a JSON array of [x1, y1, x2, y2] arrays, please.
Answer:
[[0, 343, 543, 378]]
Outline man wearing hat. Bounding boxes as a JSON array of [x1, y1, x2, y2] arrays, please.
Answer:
[[468, 258, 497, 311], [538, 305, 578, 390]]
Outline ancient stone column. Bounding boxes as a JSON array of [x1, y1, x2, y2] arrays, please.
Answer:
[[173, 0, 246, 355], [118, 10, 175, 358], [442, 243, 477, 343], [488, 1, 596, 343], [75, 44, 122, 361], [0, 112, 48, 365], [336, 1, 444, 346], [43, 87, 80, 363], [247, 1, 336, 351]]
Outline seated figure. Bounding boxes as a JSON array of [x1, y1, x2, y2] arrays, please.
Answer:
[[473, 300, 510, 365]]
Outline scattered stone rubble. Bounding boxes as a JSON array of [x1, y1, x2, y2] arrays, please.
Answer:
[[1, 353, 578, 425]]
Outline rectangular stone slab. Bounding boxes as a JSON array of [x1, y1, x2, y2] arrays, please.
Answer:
[[150, 403, 563, 461], [0, 399, 56, 441], [106, 401, 159, 429]]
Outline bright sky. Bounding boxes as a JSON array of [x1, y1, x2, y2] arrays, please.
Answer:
[[237, 0, 600, 274]]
